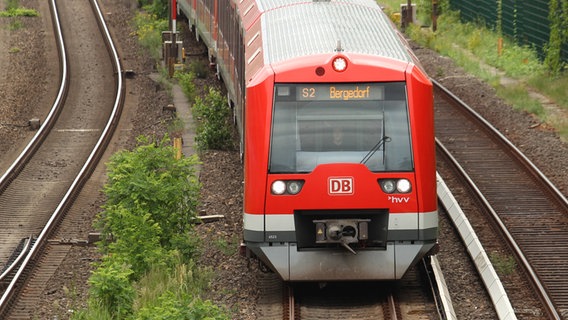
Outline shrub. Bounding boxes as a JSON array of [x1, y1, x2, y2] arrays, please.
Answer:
[[97, 136, 201, 260], [87, 259, 136, 318], [175, 70, 197, 103], [134, 261, 228, 320], [133, 12, 168, 60], [135, 291, 229, 320], [189, 59, 209, 79], [193, 88, 234, 151], [99, 204, 167, 277]]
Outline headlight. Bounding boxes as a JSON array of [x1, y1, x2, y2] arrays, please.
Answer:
[[271, 180, 286, 195], [287, 181, 303, 195], [396, 179, 411, 193], [271, 180, 305, 195], [379, 178, 412, 194], [380, 179, 396, 193]]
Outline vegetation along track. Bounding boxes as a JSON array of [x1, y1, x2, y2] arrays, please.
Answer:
[[0, 0, 124, 317], [434, 80, 568, 319], [255, 259, 439, 319]]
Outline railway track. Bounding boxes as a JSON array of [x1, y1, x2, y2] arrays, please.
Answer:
[[0, 0, 124, 317], [434, 80, 568, 319], [255, 259, 440, 320]]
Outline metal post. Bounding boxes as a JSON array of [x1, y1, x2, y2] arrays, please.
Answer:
[[407, 0, 413, 25], [168, 0, 178, 77], [432, 0, 438, 32]]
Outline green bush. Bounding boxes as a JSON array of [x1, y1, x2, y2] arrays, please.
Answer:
[[175, 71, 197, 103], [98, 136, 201, 260], [98, 204, 168, 277], [133, 12, 168, 60], [190, 59, 209, 79], [74, 136, 229, 319], [193, 88, 234, 151], [135, 292, 228, 320], [88, 259, 136, 318], [134, 261, 228, 320]]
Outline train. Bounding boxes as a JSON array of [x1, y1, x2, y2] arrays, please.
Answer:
[[176, 0, 438, 281]]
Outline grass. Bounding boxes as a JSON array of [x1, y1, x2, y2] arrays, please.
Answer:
[[1, 0, 39, 31], [489, 251, 517, 276], [0, 7, 39, 17], [378, 0, 568, 141], [214, 235, 240, 256]]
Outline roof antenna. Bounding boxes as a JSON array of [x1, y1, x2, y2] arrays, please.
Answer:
[[335, 40, 343, 52]]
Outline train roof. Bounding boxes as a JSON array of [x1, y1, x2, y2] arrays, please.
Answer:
[[257, 0, 412, 64]]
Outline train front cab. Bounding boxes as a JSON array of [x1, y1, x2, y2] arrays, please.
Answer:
[[243, 55, 437, 282]]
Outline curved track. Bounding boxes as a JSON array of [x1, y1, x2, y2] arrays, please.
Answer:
[[434, 80, 568, 319], [0, 0, 124, 317]]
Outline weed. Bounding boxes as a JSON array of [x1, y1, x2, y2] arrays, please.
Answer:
[[167, 115, 185, 137], [190, 59, 209, 79], [174, 70, 196, 103], [489, 251, 516, 276], [214, 237, 238, 256], [0, 7, 39, 17]]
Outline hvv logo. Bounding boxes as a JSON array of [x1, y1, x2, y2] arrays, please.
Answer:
[[328, 177, 354, 195]]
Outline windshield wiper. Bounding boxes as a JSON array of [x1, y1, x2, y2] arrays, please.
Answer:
[[360, 136, 391, 165]]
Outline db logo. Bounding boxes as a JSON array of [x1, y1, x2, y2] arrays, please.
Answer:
[[328, 177, 354, 195]]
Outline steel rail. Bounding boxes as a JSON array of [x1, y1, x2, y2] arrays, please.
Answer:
[[432, 78, 568, 210], [0, 0, 69, 193], [0, 0, 125, 314], [387, 293, 398, 320], [434, 78, 563, 320], [0, 237, 33, 283], [287, 285, 295, 320]]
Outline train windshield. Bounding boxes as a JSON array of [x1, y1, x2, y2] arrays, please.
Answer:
[[269, 82, 412, 173]]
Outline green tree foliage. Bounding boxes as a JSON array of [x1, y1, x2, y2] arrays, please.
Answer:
[[544, 0, 567, 74], [193, 88, 234, 151]]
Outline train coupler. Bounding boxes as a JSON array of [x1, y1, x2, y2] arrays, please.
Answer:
[[314, 219, 370, 254]]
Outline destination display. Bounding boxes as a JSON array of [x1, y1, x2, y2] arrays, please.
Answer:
[[297, 84, 385, 101]]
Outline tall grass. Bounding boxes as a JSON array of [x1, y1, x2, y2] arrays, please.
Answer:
[[378, 0, 568, 140]]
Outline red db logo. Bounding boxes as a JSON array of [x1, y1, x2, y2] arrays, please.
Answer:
[[328, 177, 354, 195]]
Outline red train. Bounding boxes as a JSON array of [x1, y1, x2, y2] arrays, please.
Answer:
[[177, 0, 438, 281]]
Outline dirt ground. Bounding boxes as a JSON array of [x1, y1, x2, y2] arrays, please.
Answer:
[[1, 0, 567, 319]]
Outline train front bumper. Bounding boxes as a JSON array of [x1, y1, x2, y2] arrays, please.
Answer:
[[245, 240, 437, 281]]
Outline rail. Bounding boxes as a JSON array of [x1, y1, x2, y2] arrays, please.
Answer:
[[0, 0, 125, 315], [434, 79, 564, 320]]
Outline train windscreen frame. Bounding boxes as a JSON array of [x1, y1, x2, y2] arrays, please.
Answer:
[[269, 82, 413, 173]]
